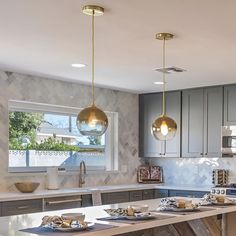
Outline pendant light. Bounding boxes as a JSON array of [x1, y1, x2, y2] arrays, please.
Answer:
[[151, 33, 177, 141], [77, 5, 108, 136]]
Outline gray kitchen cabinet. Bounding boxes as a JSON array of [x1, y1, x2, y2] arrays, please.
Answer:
[[224, 85, 236, 125], [182, 89, 204, 157], [139, 91, 181, 157], [0, 203, 2, 216], [81, 194, 93, 207], [43, 195, 82, 211], [182, 87, 223, 157], [142, 189, 154, 200], [101, 191, 130, 204], [164, 91, 181, 157], [154, 189, 169, 198], [139, 93, 163, 157], [2, 199, 42, 216], [169, 190, 208, 198], [204, 87, 223, 157], [129, 190, 143, 201]]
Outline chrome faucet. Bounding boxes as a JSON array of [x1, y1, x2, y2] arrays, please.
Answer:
[[79, 161, 86, 187]]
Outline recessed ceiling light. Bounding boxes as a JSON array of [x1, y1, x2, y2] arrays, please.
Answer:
[[154, 81, 164, 85], [71, 63, 86, 68]]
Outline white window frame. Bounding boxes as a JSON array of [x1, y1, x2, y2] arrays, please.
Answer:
[[8, 100, 118, 173]]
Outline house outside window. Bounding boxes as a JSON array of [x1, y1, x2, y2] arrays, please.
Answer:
[[8, 101, 118, 172]]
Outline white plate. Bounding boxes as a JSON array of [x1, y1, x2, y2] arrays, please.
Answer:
[[44, 222, 94, 232]]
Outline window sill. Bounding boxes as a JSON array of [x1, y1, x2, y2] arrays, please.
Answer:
[[7, 168, 121, 176]]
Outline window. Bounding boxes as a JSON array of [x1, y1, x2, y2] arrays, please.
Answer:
[[8, 101, 118, 172]]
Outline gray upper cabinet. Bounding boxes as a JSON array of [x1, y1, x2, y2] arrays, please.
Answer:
[[182, 89, 204, 157], [139, 91, 181, 157], [139, 93, 163, 157], [204, 87, 223, 157], [164, 91, 181, 157], [182, 87, 223, 157], [224, 85, 236, 125]]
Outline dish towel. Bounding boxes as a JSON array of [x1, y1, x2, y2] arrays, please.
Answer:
[[92, 190, 102, 206]]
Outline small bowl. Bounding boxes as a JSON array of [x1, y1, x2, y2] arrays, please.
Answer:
[[129, 204, 149, 213], [14, 182, 40, 193], [61, 213, 85, 222]]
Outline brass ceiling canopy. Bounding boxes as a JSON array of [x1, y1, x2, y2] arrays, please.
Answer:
[[82, 5, 104, 16], [151, 32, 177, 141], [156, 33, 174, 40], [77, 5, 108, 136]]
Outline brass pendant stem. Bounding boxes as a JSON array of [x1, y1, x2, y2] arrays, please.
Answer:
[[162, 37, 166, 116], [92, 10, 95, 106]]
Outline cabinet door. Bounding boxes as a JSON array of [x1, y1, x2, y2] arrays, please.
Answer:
[[204, 87, 223, 157], [2, 199, 42, 216], [101, 191, 129, 204], [169, 190, 208, 198], [44, 195, 82, 211], [182, 89, 204, 157], [154, 189, 169, 198], [164, 91, 181, 157], [81, 194, 93, 207], [129, 190, 143, 201], [142, 189, 154, 200], [139, 94, 163, 157], [224, 85, 236, 125]]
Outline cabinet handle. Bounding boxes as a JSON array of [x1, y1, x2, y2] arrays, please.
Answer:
[[17, 205, 29, 210], [200, 153, 203, 156], [205, 153, 207, 155], [45, 198, 82, 205]]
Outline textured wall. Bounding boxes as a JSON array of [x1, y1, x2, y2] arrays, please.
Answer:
[[0, 71, 140, 191], [150, 157, 236, 186]]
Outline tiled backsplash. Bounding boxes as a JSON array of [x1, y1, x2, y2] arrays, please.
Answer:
[[0, 71, 140, 191], [150, 157, 236, 185]]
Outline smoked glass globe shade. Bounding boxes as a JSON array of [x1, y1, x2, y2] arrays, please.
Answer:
[[76, 105, 108, 136], [151, 115, 177, 141]]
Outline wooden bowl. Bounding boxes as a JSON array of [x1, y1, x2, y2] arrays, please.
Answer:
[[14, 182, 40, 193]]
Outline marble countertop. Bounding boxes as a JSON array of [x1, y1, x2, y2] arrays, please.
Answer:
[[0, 198, 233, 236], [0, 183, 212, 202]]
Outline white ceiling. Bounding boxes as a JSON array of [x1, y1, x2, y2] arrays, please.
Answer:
[[0, 0, 236, 93]]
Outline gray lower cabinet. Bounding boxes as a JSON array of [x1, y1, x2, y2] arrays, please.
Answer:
[[101, 191, 130, 204], [224, 85, 236, 125], [182, 87, 223, 157], [154, 189, 169, 198], [43, 195, 82, 211], [0, 202, 2, 216], [129, 190, 143, 201], [142, 189, 154, 200], [2, 199, 42, 216], [169, 190, 208, 198], [81, 194, 93, 207], [139, 91, 181, 157]]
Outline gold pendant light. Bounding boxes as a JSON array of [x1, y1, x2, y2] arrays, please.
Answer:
[[151, 33, 177, 141], [76, 5, 108, 136]]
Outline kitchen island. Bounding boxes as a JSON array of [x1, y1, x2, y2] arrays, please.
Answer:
[[0, 198, 235, 236]]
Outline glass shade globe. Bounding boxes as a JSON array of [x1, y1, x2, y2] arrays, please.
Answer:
[[151, 115, 177, 141], [77, 105, 108, 136]]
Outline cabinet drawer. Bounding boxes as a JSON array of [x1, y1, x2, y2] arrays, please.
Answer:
[[44, 195, 82, 211], [169, 190, 208, 198], [102, 191, 129, 204], [2, 199, 42, 216], [81, 194, 93, 207], [154, 189, 169, 198], [129, 190, 143, 201], [142, 189, 154, 200]]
